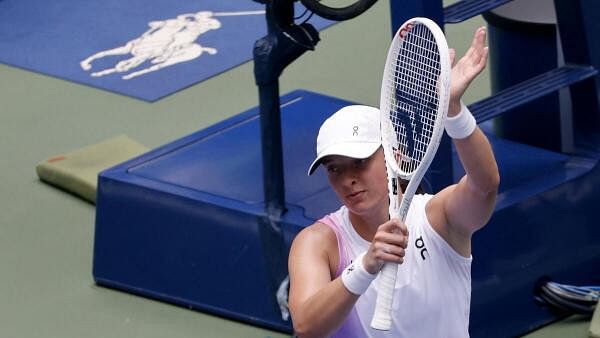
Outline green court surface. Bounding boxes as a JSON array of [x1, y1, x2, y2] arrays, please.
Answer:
[[0, 1, 593, 337]]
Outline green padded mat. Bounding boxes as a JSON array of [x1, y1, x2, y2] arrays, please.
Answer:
[[36, 135, 148, 203]]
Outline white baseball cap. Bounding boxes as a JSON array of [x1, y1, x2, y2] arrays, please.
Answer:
[[308, 105, 381, 175]]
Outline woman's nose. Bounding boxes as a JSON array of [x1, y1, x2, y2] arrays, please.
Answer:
[[342, 170, 358, 186]]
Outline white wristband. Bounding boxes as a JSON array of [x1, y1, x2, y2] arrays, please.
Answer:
[[341, 252, 377, 295], [445, 101, 477, 139]]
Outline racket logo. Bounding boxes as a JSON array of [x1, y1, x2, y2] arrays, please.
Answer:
[[391, 39, 438, 169], [394, 106, 424, 161]]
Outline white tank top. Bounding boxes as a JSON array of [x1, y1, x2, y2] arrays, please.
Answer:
[[319, 194, 472, 338]]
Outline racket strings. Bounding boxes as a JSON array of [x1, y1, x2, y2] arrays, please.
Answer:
[[383, 23, 441, 174]]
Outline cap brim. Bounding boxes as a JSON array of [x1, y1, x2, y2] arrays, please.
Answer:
[[307, 142, 380, 175]]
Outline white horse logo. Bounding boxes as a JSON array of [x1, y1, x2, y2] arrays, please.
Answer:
[[80, 10, 264, 80]]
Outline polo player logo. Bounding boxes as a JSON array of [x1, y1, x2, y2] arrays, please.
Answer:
[[80, 10, 263, 80]]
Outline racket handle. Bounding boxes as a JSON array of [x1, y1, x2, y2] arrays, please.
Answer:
[[370, 262, 398, 330]]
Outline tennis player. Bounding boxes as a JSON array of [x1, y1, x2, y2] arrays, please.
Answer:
[[288, 26, 499, 337]]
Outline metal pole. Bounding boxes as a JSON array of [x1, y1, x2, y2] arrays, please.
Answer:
[[258, 80, 286, 217]]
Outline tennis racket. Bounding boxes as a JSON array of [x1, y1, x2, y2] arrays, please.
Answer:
[[371, 17, 451, 331]]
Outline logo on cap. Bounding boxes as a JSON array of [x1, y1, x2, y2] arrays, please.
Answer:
[[353, 126, 359, 136]]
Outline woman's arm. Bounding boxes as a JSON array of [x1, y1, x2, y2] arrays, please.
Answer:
[[288, 224, 359, 338], [428, 27, 500, 256], [289, 218, 408, 337]]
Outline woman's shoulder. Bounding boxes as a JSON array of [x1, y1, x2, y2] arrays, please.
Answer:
[[293, 206, 345, 249], [291, 221, 341, 278], [293, 221, 338, 249]]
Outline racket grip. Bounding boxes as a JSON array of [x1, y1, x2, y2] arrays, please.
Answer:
[[370, 262, 398, 330]]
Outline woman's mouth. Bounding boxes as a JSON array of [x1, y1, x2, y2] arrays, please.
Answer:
[[347, 190, 365, 200]]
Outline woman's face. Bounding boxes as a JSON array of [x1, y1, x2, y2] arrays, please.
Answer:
[[323, 148, 389, 217]]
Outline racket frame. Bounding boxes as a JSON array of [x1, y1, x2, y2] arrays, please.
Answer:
[[371, 17, 451, 331]]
